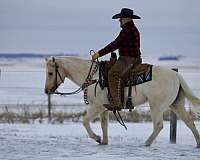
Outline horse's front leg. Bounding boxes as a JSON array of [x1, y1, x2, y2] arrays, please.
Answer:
[[100, 110, 109, 145], [83, 106, 103, 144]]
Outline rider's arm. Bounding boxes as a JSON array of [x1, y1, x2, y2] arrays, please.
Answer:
[[98, 30, 125, 57]]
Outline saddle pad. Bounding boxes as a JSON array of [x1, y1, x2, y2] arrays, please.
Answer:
[[125, 64, 153, 86]]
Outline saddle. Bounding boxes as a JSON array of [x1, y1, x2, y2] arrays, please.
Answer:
[[99, 58, 152, 111], [99, 61, 152, 89]]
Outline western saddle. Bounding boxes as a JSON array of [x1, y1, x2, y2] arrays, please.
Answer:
[[98, 52, 152, 111]]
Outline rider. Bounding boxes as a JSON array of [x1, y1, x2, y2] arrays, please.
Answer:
[[92, 8, 142, 111]]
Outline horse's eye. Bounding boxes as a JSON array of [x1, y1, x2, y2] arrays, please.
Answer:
[[48, 72, 53, 76]]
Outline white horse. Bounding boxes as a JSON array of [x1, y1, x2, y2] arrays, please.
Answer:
[[44, 56, 200, 147]]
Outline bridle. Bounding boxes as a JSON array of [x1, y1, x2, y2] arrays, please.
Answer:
[[54, 64, 64, 90]]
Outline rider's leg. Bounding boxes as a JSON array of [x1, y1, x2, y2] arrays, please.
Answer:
[[104, 56, 141, 111]]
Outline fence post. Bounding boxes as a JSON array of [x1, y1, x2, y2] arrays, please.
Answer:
[[48, 95, 52, 122], [170, 68, 178, 143]]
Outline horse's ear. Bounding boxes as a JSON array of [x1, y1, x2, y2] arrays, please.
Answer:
[[52, 57, 55, 62]]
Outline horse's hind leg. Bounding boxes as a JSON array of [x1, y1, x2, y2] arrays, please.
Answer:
[[145, 106, 164, 146], [100, 110, 109, 145], [170, 91, 200, 147], [83, 106, 103, 144]]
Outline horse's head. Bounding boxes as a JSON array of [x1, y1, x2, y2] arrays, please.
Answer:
[[44, 57, 65, 94]]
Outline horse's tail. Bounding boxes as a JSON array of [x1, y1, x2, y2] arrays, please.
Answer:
[[177, 73, 200, 115]]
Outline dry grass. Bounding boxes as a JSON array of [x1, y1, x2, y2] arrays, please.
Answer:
[[0, 105, 197, 124]]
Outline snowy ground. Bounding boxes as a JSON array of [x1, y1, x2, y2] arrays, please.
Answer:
[[0, 56, 200, 159], [0, 121, 200, 160]]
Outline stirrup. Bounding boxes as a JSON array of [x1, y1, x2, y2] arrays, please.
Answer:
[[125, 97, 134, 112]]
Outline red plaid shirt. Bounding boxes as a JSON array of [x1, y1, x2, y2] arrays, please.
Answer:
[[98, 21, 141, 58]]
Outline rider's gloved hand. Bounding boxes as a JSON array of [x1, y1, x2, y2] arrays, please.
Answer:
[[92, 52, 100, 61]]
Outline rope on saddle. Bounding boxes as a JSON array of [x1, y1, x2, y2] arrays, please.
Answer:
[[83, 63, 98, 104]]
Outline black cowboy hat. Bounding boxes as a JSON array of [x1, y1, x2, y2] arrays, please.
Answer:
[[112, 8, 141, 19]]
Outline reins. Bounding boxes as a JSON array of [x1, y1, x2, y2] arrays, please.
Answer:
[[54, 50, 98, 98], [54, 64, 83, 96], [54, 62, 97, 96], [113, 110, 127, 130]]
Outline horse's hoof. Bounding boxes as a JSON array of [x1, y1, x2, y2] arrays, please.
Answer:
[[96, 136, 101, 144], [100, 141, 108, 145], [144, 142, 151, 147]]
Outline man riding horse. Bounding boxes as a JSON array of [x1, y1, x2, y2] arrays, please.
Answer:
[[92, 8, 142, 111]]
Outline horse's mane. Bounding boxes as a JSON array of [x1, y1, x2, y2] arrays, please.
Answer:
[[55, 56, 96, 68], [55, 56, 88, 60]]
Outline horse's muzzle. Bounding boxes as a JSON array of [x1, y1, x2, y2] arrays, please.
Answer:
[[44, 88, 51, 94], [44, 86, 56, 94]]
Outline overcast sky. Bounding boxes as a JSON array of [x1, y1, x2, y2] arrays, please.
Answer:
[[0, 0, 200, 57]]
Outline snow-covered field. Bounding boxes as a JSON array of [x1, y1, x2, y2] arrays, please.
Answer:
[[0, 121, 200, 160], [0, 56, 200, 159]]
